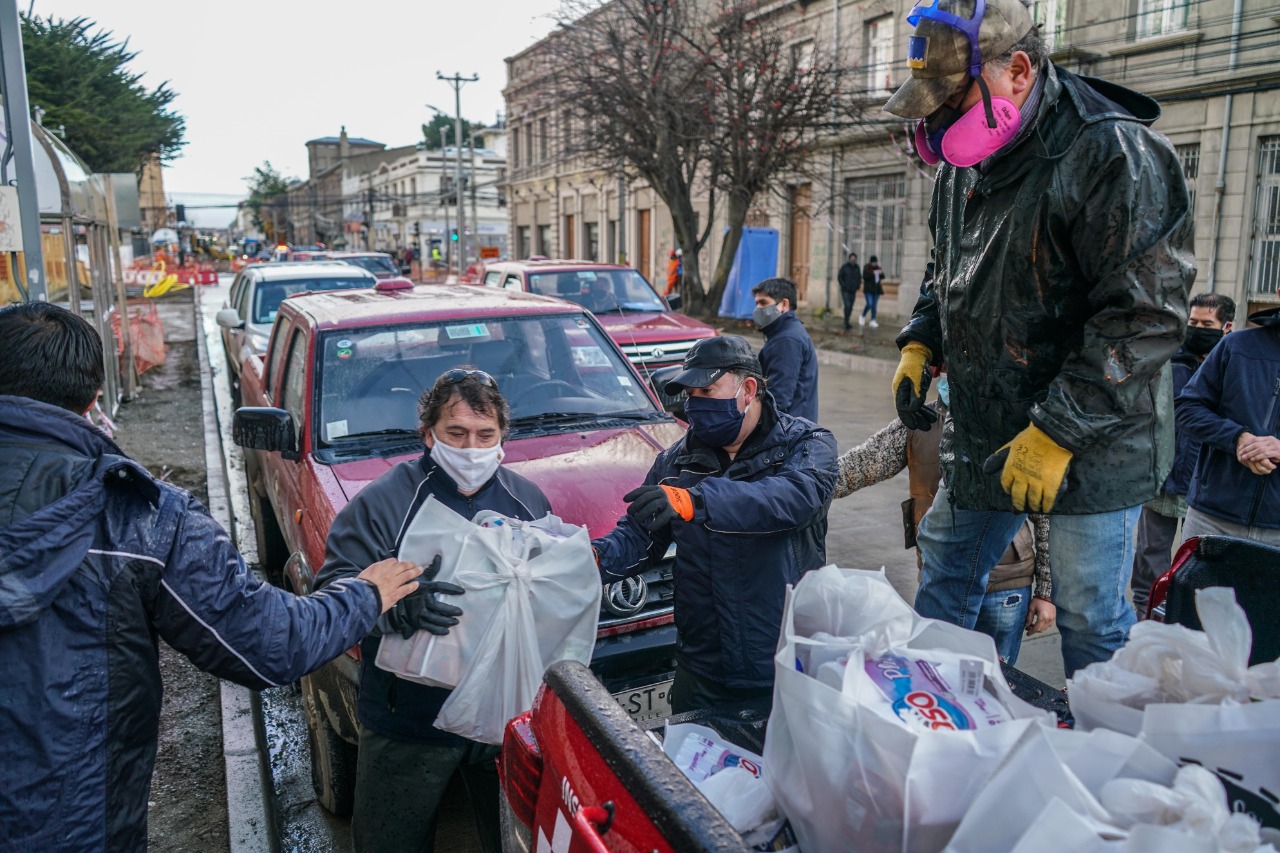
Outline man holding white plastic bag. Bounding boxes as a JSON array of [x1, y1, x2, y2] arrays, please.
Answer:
[[316, 369, 551, 853]]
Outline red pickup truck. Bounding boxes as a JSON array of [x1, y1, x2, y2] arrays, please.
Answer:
[[232, 281, 687, 813]]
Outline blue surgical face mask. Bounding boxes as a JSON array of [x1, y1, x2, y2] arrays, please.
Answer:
[[936, 375, 950, 407], [684, 381, 747, 447]]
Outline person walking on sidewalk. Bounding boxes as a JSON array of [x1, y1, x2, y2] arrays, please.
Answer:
[[1130, 293, 1234, 616], [0, 302, 424, 851], [885, 0, 1194, 677], [838, 252, 860, 330], [860, 256, 884, 328], [752, 277, 820, 422]]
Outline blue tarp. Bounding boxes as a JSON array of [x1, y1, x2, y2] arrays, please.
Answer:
[[718, 227, 779, 319]]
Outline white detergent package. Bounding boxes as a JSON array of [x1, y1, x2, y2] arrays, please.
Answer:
[[664, 722, 781, 837], [853, 652, 1013, 733], [374, 496, 599, 744]]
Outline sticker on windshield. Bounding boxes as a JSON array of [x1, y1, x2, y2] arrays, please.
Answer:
[[328, 419, 350, 439], [617, 375, 633, 386], [336, 348, 353, 360], [337, 338, 352, 349], [574, 318, 590, 328], [444, 323, 490, 340], [571, 346, 610, 367], [576, 271, 598, 281]]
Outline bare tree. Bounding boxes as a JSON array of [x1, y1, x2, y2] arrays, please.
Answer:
[[548, 0, 843, 315]]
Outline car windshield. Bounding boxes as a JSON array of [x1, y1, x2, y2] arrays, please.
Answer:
[[341, 255, 399, 276], [252, 278, 373, 324], [315, 313, 660, 445], [526, 269, 666, 313]]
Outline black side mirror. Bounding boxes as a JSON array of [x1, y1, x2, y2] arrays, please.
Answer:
[[648, 365, 686, 419], [233, 407, 299, 461], [666, 292, 683, 311]]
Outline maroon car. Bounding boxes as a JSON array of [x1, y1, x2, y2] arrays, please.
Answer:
[[233, 281, 683, 814]]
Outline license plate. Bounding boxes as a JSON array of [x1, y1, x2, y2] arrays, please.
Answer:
[[613, 678, 673, 723]]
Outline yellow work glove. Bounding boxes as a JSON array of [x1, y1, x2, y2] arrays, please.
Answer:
[[892, 342, 937, 431], [984, 424, 1074, 512]]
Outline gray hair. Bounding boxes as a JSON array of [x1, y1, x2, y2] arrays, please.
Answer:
[[989, 24, 1049, 70]]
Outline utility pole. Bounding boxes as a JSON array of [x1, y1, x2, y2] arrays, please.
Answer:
[[0, 0, 48, 301], [437, 71, 478, 272], [440, 125, 451, 274], [468, 130, 479, 263]]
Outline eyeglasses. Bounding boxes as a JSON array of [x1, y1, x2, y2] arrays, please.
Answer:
[[436, 368, 497, 389]]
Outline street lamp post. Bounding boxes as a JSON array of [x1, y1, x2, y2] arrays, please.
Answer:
[[437, 72, 478, 273]]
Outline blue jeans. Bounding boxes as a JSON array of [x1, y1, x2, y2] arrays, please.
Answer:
[[861, 292, 880, 319], [914, 488, 1140, 677], [974, 586, 1032, 665]]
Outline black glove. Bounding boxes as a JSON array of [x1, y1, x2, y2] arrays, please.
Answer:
[[892, 342, 938, 432], [624, 484, 696, 533], [384, 555, 466, 639]]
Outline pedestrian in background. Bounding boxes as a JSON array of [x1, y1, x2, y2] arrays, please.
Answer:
[[832, 371, 1056, 664], [1130, 293, 1234, 616], [665, 248, 682, 297], [752, 277, 819, 422], [838, 252, 860, 330], [885, 0, 1194, 677], [0, 302, 423, 851], [860, 255, 884, 328], [1176, 298, 1280, 546]]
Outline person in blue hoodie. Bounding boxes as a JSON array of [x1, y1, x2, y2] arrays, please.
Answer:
[[751, 277, 819, 422], [0, 302, 424, 852], [1176, 301, 1280, 546]]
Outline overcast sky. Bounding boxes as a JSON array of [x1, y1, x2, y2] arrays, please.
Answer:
[[30, 0, 564, 200]]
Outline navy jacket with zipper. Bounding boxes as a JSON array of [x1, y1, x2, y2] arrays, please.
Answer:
[[315, 450, 551, 744], [758, 310, 820, 423], [1176, 307, 1280, 529], [1163, 347, 1201, 497], [0, 396, 381, 852], [593, 396, 836, 689]]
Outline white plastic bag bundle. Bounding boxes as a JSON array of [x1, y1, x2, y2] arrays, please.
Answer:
[[1069, 588, 1280, 831], [763, 565, 1057, 853], [374, 496, 600, 744]]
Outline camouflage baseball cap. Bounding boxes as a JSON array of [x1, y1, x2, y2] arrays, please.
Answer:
[[884, 0, 1035, 120]]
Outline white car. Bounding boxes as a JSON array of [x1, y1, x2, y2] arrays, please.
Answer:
[[216, 262, 377, 400]]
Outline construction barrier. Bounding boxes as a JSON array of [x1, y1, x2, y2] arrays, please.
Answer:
[[110, 300, 167, 376]]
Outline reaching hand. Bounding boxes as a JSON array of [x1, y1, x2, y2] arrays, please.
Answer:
[[357, 559, 425, 614], [383, 555, 466, 638], [892, 342, 937, 431], [624, 484, 696, 533]]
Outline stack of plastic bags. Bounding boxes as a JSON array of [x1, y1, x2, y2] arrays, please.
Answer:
[[375, 496, 600, 744]]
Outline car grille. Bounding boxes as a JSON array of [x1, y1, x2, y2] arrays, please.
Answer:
[[599, 557, 675, 629], [618, 338, 703, 368]]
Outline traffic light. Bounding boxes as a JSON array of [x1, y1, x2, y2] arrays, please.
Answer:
[[174, 204, 186, 224], [450, 228, 458, 242]]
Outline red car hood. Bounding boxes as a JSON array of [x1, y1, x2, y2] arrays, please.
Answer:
[[594, 311, 715, 342], [328, 422, 686, 537]]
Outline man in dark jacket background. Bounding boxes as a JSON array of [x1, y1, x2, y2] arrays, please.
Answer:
[[593, 336, 836, 713], [752, 277, 820, 422], [1176, 303, 1280, 546], [316, 368, 551, 852], [1131, 294, 1234, 616], [886, 0, 1195, 676], [838, 252, 860, 330], [0, 302, 422, 851]]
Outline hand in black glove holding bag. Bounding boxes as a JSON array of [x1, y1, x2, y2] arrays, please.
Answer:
[[383, 555, 466, 639]]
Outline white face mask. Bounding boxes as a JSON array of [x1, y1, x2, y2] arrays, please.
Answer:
[[430, 430, 505, 493]]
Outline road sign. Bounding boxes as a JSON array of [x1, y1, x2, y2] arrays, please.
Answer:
[[480, 246, 499, 259]]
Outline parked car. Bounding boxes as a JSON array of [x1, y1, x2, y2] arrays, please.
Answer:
[[232, 281, 684, 814], [480, 260, 717, 373], [215, 262, 377, 402], [317, 250, 402, 279]]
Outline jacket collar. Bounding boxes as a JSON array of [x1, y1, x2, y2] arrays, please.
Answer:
[[675, 394, 790, 470], [1247, 305, 1280, 328], [0, 394, 129, 459], [762, 310, 800, 340]]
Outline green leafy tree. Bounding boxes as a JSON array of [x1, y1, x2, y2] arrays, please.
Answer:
[[421, 112, 483, 149], [244, 162, 293, 244], [20, 15, 186, 174]]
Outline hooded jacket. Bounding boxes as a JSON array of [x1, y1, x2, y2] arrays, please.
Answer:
[[315, 450, 551, 744], [897, 64, 1196, 514], [0, 396, 380, 851], [1176, 307, 1280, 529], [593, 396, 836, 689], [758, 310, 820, 422]]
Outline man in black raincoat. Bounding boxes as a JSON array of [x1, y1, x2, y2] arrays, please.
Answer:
[[885, 0, 1195, 677]]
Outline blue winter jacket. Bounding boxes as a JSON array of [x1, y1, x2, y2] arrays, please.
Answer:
[[0, 396, 381, 851], [758, 310, 820, 423], [593, 397, 837, 689], [1163, 348, 1201, 497], [1176, 308, 1280, 529]]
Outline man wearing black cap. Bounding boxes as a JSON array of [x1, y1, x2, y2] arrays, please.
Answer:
[[884, 0, 1194, 676], [592, 336, 837, 712]]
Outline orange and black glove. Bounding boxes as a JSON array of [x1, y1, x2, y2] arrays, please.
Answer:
[[983, 424, 1074, 512], [892, 342, 937, 431], [624, 485, 696, 533]]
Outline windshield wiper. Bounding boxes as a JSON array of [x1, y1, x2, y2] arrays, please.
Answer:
[[333, 428, 419, 440], [509, 412, 598, 427]]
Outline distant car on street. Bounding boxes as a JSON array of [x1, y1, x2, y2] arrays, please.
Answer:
[[232, 282, 684, 815], [316, 250, 402, 279], [216, 262, 377, 401], [480, 260, 717, 375]]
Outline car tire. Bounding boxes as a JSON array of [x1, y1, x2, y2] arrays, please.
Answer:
[[304, 689, 358, 816], [224, 350, 241, 408], [248, 485, 288, 587]]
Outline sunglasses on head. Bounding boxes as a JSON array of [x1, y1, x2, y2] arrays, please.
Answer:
[[436, 368, 498, 389]]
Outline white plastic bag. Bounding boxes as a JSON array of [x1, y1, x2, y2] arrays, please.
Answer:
[[1069, 588, 1280, 830], [374, 496, 600, 744], [763, 565, 1056, 853]]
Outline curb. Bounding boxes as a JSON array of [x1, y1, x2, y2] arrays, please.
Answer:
[[193, 287, 278, 853]]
